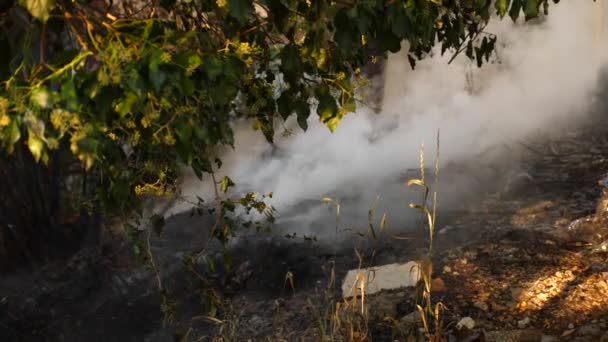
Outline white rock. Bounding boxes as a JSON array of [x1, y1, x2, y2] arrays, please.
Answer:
[[341, 261, 420, 298], [456, 317, 476, 330], [517, 317, 531, 329], [474, 301, 489, 312], [400, 311, 422, 324]]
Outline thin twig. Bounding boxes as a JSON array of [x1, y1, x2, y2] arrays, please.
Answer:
[[146, 225, 163, 291]]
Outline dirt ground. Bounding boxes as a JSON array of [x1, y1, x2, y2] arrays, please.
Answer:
[[2, 117, 608, 341]]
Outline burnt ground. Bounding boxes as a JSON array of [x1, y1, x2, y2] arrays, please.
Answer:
[[2, 118, 608, 342]]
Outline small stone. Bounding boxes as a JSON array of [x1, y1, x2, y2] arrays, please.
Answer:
[[400, 311, 422, 324], [492, 303, 508, 311], [372, 298, 397, 319], [568, 323, 575, 329], [517, 317, 531, 329], [474, 301, 489, 312], [439, 225, 453, 235], [456, 317, 475, 330], [431, 277, 447, 293], [541, 335, 559, 342], [464, 250, 478, 260], [511, 287, 524, 300], [249, 315, 265, 328], [443, 265, 452, 273], [577, 324, 602, 337]]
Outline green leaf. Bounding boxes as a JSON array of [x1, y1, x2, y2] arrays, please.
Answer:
[[175, 119, 193, 145], [294, 99, 310, 131], [220, 176, 235, 193], [280, 45, 301, 73], [524, 0, 540, 20], [202, 56, 223, 80], [214, 80, 238, 105], [178, 72, 195, 96], [378, 31, 401, 53], [19, 0, 54, 22], [387, 3, 409, 38], [509, 0, 523, 21], [475, 46, 483, 67], [277, 92, 293, 120], [465, 40, 474, 59], [149, 48, 164, 71], [149, 69, 167, 92], [258, 117, 274, 142], [114, 92, 139, 117], [192, 157, 213, 180], [407, 54, 416, 70], [5, 121, 21, 153], [317, 94, 339, 132], [228, 0, 252, 23], [61, 79, 78, 111], [495, 0, 510, 17], [187, 54, 202, 70]]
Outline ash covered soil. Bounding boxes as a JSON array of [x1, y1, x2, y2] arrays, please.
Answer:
[[2, 119, 608, 342]]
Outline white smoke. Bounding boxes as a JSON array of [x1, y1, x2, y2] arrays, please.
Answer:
[[166, 0, 608, 237]]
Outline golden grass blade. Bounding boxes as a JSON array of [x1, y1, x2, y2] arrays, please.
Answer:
[[416, 304, 430, 333], [380, 213, 387, 232]]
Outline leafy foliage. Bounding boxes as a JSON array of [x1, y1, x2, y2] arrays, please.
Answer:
[[0, 0, 557, 223]]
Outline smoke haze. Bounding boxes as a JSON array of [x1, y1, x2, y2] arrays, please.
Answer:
[[165, 0, 608, 238]]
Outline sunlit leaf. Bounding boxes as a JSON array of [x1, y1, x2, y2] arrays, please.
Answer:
[[5, 121, 21, 153], [19, 0, 54, 22], [30, 87, 51, 108], [496, 0, 510, 17], [317, 94, 338, 131], [220, 176, 235, 193], [114, 92, 139, 117], [27, 129, 44, 162]]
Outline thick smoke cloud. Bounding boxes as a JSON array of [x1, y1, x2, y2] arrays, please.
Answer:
[[165, 0, 608, 237]]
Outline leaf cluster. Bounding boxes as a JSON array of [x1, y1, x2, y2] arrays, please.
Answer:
[[0, 0, 555, 218]]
